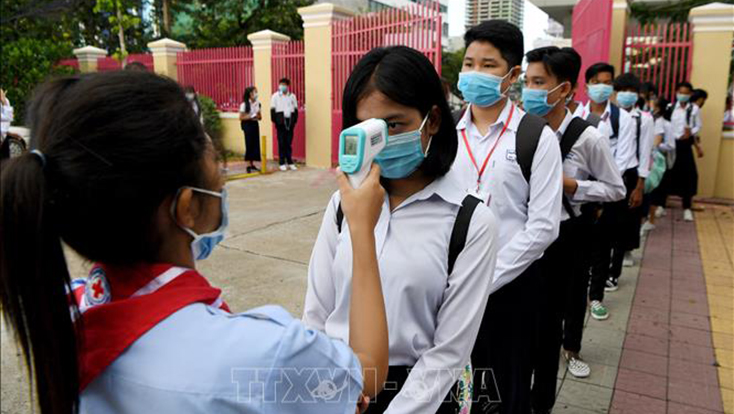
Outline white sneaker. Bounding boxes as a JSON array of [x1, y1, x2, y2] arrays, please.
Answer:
[[655, 206, 666, 218], [683, 209, 694, 222], [564, 352, 591, 378], [279, 165, 287, 172], [288, 164, 298, 171], [623, 252, 634, 267], [641, 221, 656, 234]]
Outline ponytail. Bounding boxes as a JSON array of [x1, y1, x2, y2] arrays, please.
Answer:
[[1, 153, 80, 414]]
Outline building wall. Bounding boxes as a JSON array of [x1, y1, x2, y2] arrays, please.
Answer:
[[466, 0, 524, 29]]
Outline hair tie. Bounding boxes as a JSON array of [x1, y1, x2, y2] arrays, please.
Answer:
[[30, 149, 47, 168]]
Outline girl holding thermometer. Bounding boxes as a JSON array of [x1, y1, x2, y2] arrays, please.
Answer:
[[305, 46, 499, 413]]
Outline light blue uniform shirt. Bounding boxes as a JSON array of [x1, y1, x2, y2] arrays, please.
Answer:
[[81, 303, 362, 414]]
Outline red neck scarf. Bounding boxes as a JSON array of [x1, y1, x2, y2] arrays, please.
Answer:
[[71, 263, 230, 391]]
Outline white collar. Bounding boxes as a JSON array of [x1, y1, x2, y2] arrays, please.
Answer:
[[584, 100, 611, 117], [556, 109, 574, 138], [393, 175, 467, 211], [456, 99, 519, 135]]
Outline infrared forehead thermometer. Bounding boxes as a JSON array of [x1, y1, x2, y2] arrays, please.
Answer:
[[338, 118, 388, 188]]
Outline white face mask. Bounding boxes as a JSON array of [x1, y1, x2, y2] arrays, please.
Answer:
[[252, 93, 258, 100], [185, 93, 195, 100]]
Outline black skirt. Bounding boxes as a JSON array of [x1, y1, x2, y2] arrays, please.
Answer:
[[241, 120, 261, 161], [363, 366, 461, 413], [668, 137, 698, 198]]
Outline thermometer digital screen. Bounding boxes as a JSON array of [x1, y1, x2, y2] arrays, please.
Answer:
[[344, 135, 359, 156]]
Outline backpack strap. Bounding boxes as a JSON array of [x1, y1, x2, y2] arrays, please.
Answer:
[[452, 106, 467, 125], [516, 114, 548, 183], [635, 113, 641, 161], [559, 117, 592, 219], [686, 105, 692, 126], [448, 195, 483, 275], [610, 104, 620, 139], [336, 194, 483, 276], [586, 113, 602, 128]]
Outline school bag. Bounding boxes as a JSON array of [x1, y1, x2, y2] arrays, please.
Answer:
[[558, 117, 594, 218], [336, 194, 482, 274], [585, 106, 619, 139], [645, 151, 666, 194]]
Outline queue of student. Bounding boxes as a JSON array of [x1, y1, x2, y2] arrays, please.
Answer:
[[0, 18, 710, 414]]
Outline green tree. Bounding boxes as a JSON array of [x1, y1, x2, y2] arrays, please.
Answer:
[[172, 0, 315, 48], [631, 0, 734, 24], [94, 0, 142, 64], [442, 48, 465, 97]]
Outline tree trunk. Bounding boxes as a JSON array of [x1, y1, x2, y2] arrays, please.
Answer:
[[162, 0, 171, 35], [116, 1, 127, 67]]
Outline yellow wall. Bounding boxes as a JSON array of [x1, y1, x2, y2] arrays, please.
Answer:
[[714, 137, 734, 199], [609, 0, 628, 72], [303, 24, 334, 168], [152, 55, 178, 81], [689, 29, 733, 199], [220, 113, 246, 156], [252, 47, 274, 159]]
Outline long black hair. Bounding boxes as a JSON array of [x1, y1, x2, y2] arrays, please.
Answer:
[[654, 97, 673, 121], [0, 71, 208, 414], [243, 86, 256, 114], [342, 46, 457, 178]]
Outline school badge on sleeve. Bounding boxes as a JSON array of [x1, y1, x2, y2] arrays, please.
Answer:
[[85, 267, 111, 307]]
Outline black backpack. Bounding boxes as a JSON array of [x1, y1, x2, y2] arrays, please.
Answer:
[[559, 117, 594, 218], [336, 195, 482, 275], [586, 105, 619, 139], [452, 106, 548, 184]]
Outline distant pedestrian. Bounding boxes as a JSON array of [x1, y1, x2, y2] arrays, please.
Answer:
[[667, 82, 702, 221], [270, 78, 298, 171], [239, 87, 261, 173], [183, 86, 204, 125]]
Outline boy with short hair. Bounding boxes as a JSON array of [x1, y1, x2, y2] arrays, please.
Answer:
[[270, 77, 299, 171], [449, 20, 563, 414]]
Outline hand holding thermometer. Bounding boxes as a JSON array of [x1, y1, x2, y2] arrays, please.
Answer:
[[338, 118, 388, 188]]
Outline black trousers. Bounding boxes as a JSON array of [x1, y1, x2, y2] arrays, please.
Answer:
[[364, 366, 460, 413], [471, 263, 541, 414], [589, 168, 638, 301], [276, 121, 294, 165], [564, 212, 595, 353], [531, 216, 588, 412]]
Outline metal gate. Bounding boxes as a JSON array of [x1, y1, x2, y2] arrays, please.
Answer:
[[624, 23, 693, 101], [271, 40, 306, 161], [331, 0, 442, 162], [571, 0, 613, 102]]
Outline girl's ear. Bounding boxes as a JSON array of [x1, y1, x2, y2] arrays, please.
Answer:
[[426, 105, 441, 137]]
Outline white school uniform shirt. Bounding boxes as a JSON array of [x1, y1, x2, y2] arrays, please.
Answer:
[[671, 101, 702, 139], [82, 303, 362, 414], [583, 101, 638, 173], [558, 110, 626, 221], [447, 100, 562, 292], [570, 101, 586, 119], [654, 117, 676, 154], [239, 100, 261, 119], [626, 107, 655, 179], [1, 101, 13, 139], [304, 175, 498, 414], [270, 91, 298, 118]]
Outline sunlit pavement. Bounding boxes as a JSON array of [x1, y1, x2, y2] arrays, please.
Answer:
[[1, 170, 732, 413]]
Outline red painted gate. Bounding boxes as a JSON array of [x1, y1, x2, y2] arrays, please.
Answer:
[[624, 23, 693, 101], [271, 40, 306, 161], [571, 0, 613, 102]]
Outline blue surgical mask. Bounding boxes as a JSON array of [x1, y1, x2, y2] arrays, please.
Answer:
[[375, 114, 430, 179], [172, 187, 229, 261], [279, 85, 288, 93], [522, 83, 566, 116], [587, 84, 613, 104], [616, 91, 639, 109], [457, 71, 511, 107], [677, 93, 690, 103]]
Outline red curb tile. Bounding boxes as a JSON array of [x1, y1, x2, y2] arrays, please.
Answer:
[[673, 280, 709, 294], [670, 326, 715, 347], [619, 349, 668, 377], [669, 358, 720, 386], [627, 318, 671, 340], [669, 341, 717, 365], [670, 312, 712, 331], [668, 378, 725, 412], [672, 290, 710, 304], [623, 333, 669, 356], [634, 294, 671, 311], [630, 305, 672, 324], [610, 390, 666, 414], [614, 368, 667, 400], [667, 401, 724, 414]]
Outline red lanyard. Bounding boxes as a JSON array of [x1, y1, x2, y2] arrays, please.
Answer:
[[461, 104, 514, 191]]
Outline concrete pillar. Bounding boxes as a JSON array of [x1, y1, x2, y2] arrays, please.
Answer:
[[147, 38, 186, 81], [298, 3, 354, 168], [608, 0, 628, 73], [689, 3, 734, 199], [72, 46, 107, 73], [247, 30, 291, 161]]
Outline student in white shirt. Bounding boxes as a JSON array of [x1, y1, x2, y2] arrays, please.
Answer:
[[647, 98, 676, 229], [608, 72, 655, 287], [0, 88, 13, 140], [522, 46, 625, 413], [270, 78, 299, 171], [304, 46, 499, 414], [582, 62, 637, 322], [239, 86, 262, 173], [450, 21, 562, 414], [667, 82, 703, 221]]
